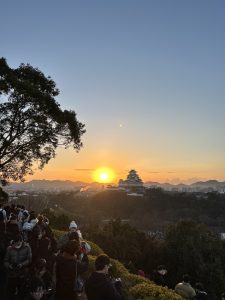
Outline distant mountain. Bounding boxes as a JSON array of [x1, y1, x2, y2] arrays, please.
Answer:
[[3, 179, 225, 193], [144, 180, 225, 192], [4, 180, 89, 192], [191, 180, 225, 187]]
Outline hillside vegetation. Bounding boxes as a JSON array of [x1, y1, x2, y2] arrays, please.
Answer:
[[53, 229, 182, 300]]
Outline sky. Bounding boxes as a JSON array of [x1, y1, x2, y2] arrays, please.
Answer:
[[1, 0, 225, 184]]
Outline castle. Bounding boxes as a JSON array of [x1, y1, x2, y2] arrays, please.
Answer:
[[118, 169, 145, 194]]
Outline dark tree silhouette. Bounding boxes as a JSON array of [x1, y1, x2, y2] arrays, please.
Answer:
[[0, 58, 85, 184]]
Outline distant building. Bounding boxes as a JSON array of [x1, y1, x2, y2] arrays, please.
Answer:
[[119, 169, 145, 194]]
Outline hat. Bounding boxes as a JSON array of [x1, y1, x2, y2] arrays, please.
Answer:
[[69, 221, 77, 229]]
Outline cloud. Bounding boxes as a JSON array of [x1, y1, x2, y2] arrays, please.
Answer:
[[74, 168, 94, 172]]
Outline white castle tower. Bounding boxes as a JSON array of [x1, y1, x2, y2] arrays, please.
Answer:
[[118, 169, 144, 194]]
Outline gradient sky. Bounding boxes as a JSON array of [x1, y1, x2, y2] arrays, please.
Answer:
[[1, 0, 225, 183]]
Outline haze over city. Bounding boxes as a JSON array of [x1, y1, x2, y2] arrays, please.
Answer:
[[1, 1, 225, 184]]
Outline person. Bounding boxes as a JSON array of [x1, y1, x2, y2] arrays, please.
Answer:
[[152, 265, 167, 286], [221, 292, 225, 300], [85, 254, 122, 300], [0, 204, 7, 232], [6, 213, 19, 242], [24, 276, 45, 300], [4, 234, 32, 299], [30, 215, 48, 262], [57, 221, 80, 250], [175, 274, 196, 299], [194, 282, 208, 300], [55, 240, 88, 300], [34, 258, 53, 298]]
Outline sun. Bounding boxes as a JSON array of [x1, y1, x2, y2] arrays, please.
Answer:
[[93, 168, 115, 183]]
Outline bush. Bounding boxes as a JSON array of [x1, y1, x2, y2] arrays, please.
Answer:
[[52, 229, 65, 239], [87, 241, 104, 256], [52, 229, 181, 300], [129, 283, 182, 300]]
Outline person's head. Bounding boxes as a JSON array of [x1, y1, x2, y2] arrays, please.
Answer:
[[13, 234, 23, 248], [157, 265, 167, 276], [221, 292, 225, 300], [37, 215, 44, 223], [29, 276, 44, 300], [195, 282, 204, 292], [64, 240, 80, 256], [68, 231, 79, 242], [69, 221, 78, 232], [95, 254, 112, 274], [183, 274, 190, 283]]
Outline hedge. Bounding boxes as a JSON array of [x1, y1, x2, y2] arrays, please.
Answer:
[[52, 229, 182, 300]]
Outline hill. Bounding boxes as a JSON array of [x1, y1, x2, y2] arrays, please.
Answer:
[[4, 179, 225, 193]]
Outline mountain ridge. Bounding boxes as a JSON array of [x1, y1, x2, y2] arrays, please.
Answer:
[[3, 179, 225, 192]]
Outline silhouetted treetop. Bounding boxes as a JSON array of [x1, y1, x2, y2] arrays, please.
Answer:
[[0, 58, 85, 184]]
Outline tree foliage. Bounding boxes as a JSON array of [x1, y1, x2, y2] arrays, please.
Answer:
[[0, 58, 85, 184], [164, 220, 225, 299]]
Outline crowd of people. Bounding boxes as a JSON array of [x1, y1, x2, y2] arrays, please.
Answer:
[[0, 203, 123, 300], [0, 203, 225, 300]]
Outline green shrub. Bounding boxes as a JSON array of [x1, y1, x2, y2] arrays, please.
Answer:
[[52, 229, 181, 300], [87, 241, 104, 256], [129, 282, 182, 300], [53, 229, 65, 239]]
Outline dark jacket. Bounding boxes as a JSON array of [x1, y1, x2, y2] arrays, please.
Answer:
[[85, 272, 122, 300], [55, 254, 88, 300], [152, 270, 166, 286], [4, 242, 32, 278]]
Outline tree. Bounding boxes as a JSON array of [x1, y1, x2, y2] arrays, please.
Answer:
[[164, 220, 225, 299], [0, 58, 85, 184]]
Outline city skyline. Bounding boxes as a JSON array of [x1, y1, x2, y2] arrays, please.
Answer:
[[1, 1, 225, 184]]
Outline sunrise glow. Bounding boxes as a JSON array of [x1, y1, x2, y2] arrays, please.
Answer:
[[93, 168, 115, 183]]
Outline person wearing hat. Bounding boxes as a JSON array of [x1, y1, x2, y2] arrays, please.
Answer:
[[57, 221, 80, 251], [4, 234, 32, 299], [85, 254, 122, 300]]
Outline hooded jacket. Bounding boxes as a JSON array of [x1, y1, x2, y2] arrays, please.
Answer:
[[85, 272, 122, 300]]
